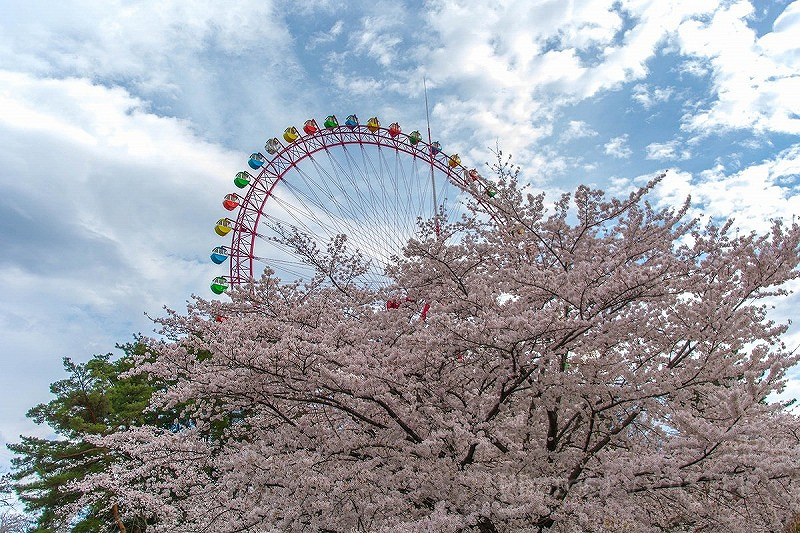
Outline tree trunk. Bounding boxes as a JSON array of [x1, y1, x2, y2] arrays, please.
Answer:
[[112, 503, 127, 533]]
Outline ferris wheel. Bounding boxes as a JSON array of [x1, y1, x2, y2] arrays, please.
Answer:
[[210, 114, 494, 295]]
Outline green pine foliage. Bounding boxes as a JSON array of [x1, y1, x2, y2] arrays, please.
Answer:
[[7, 343, 157, 533]]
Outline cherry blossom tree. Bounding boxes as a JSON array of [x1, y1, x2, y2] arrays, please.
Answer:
[[0, 475, 32, 533], [78, 164, 800, 532]]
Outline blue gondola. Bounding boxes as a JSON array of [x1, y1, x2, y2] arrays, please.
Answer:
[[210, 246, 228, 264]]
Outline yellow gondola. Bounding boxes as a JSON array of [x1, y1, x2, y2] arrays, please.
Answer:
[[215, 218, 233, 236], [283, 126, 299, 143], [367, 117, 380, 133]]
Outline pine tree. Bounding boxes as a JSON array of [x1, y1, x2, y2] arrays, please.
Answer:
[[8, 344, 159, 532]]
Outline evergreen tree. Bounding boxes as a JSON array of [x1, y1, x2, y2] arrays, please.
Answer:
[[8, 343, 159, 532]]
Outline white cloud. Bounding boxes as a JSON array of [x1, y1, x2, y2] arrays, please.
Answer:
[[0, 1, 309, 146], [290, 1, 797, 187], [350, 15, 405, 67], [0, 72, 243, 446], [331, 72, 386, 95], [654, 144, 800, 233], [0, 1, 290, 84], [677, 0, 800, 135], [678, 58, 711, 78], [607, 144, 800, 261], [632, 84, 674, 109], [604, 135, 633, 158], [645, 140, 691, 160], [307, 20, 345, 49], [560, 120, 599, 142], [406, 0, 727, 181]]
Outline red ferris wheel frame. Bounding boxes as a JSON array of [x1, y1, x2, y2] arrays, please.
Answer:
[[227, 124, 476, 286]]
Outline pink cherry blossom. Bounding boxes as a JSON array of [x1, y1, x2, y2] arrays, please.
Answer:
[[75, 165, 800, 532]]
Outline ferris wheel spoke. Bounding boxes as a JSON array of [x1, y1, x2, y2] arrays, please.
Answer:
[[296, 153, 390, 248], [316, 146, 409, 257], [337, 145, 386, 228], [393, 152, 421, 231], [350, 147, 409, 256], [357, 144, 392, 225], [382, 146, 427, 237], [255, 221, 384, 287], [350, 146, 418, 250], [254, 256, 312, 280], [277, 174, 395, 265], [371, 146, 394, 222], [261, 194, 391, 284], [289, 147, 385, 241], [375, 145, 420, 243], [263, 193, 341, 246]]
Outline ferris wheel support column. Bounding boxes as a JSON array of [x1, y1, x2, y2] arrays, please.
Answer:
[[424, 77, 440, 237]]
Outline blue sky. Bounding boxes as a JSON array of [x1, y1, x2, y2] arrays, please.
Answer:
[[1, 0, 799, 471]]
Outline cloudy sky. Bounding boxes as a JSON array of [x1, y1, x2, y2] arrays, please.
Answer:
[[1, 0, 799, 470]]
